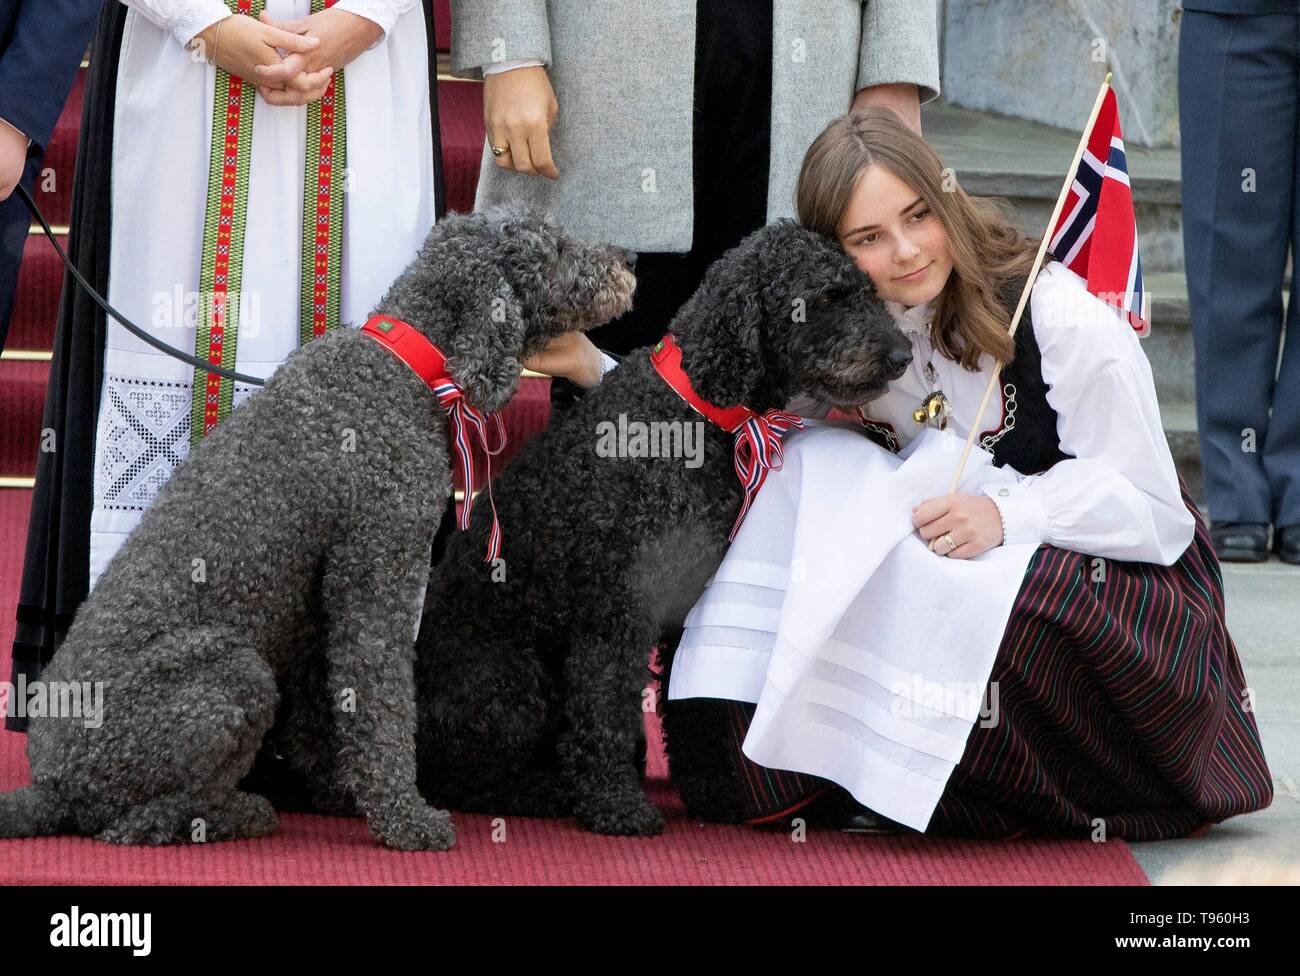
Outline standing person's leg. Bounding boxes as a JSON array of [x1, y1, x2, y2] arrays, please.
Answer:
[[1180, 11, 1296, 551], [1262, 13, 1300, 555], [0, 165, 35, 354], [685, 0, 772, 277]]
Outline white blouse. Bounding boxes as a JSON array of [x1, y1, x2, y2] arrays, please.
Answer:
[[787, 261, 1196, 566]]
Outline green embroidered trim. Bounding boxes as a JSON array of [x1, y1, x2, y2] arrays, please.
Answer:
[[300, 0, 348, 346], [191, 0, 266, 447]]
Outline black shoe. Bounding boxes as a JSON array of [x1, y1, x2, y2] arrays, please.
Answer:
[[1210, 521, 1269, 563], [806, 785, 909, 834], [835, 811, 910, 835], [1273, 524, 1300, 565]]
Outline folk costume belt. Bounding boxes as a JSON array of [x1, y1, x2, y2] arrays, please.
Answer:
[[650, 334, 803, 540], [191, 0, 348, 445], [361, 316, 507, 563]]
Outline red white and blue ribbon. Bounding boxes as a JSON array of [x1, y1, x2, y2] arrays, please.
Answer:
[[361, 315, 507, 562], [650, 333, 804, 539], [435, 381, 507, 561], [728, 408, 804, 539]]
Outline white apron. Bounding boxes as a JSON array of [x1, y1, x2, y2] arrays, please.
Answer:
[[89, 0, 436, 588], [667, 421, 1042, 831]]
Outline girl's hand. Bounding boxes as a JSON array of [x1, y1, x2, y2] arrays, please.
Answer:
[[190, 15, 326, 96], [522, 332, 604, 389], [482, 65, 560, 179], [253, 8, 383, 104], [912, 492, 1004, 559]]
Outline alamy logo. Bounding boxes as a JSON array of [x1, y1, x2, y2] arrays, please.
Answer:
[[595, 414, 705, 469], [0, 676, 103, 728], [50, 907, 151, 956], [890, 676, 1001, 728]]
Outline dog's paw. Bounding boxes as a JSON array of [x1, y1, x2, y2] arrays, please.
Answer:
[[575, 791, 665, 837], [309, 784, 357, 818], [676, 776, 744, 824], [501, 772, 574, 818], [369, 802, 457, 852]]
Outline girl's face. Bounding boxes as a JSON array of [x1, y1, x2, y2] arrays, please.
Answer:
[[836, 163, 953, 308]]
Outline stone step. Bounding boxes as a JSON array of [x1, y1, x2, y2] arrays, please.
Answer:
[[1161, 400, 1205, 513], [922, 101, 1185, 273]]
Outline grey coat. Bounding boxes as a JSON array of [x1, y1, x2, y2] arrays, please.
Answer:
[[451, 0, 941, 252]]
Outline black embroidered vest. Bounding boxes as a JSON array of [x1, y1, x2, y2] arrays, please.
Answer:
[[860, 273, 1076, 476]]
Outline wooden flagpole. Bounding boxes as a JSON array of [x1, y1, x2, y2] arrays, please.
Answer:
[[945, 72, 1113, 494]]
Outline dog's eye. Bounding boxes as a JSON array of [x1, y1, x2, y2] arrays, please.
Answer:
[[814, 295, 832, 307]]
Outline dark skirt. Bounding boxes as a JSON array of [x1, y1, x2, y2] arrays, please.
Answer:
[[726, 475, 1275, 841]]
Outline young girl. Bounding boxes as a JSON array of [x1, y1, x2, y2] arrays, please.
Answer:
[[663, 107, 1274, 840]]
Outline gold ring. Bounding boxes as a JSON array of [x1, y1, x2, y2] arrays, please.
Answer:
[[941, 532, 957, 554], [491, 144, 509, 157]]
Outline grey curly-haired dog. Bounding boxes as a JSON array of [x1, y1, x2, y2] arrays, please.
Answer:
[[0, 208, 635, 851], [410, 220, 911, 836]]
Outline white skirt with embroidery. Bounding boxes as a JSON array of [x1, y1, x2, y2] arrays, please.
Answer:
[[89, 0, 436, 588], [666, 421, 1043, 831]]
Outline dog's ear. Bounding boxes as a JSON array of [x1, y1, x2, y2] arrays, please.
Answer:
[[445, 277, 527, 414], [673, 237, 775, 409]]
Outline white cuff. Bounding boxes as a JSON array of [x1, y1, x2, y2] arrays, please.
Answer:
[[483, 58, 545, 76], [598, 352, 619, 379], [977, 481, 1048, 547], [174, 0, 232, 48]]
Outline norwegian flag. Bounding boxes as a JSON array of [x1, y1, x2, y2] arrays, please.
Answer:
[[1047, 86, 1151, 336]]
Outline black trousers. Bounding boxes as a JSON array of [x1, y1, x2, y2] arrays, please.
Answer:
[[1180, 9, 1300, 528]]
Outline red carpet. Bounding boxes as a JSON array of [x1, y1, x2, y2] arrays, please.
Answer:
[[0, 487, 1148, 884]]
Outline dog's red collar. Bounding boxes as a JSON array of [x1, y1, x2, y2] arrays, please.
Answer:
[[649, 334, 754, 432], [361, 315, 451, 391], [361, 314, 506, 562], [649, 333, 804, 539]]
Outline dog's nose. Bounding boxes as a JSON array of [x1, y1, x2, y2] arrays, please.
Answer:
[[620, 249, 638, 270], [887, 348, 912, 377]]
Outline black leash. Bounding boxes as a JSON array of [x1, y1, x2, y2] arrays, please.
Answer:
[[17, 182, 267, 387]]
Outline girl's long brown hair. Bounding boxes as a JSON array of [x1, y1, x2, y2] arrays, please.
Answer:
[[796, 107, 1038, 370]]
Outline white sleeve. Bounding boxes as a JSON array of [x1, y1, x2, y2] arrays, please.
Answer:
[[482, 58, 545, 75], [975, 263, 1196, 566], [331, 0, 420, 45], [121, 0, 232, 47], [782, 393, 833, 419]]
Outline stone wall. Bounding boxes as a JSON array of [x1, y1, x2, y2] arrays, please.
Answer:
[[940, 0, 1182, 147]]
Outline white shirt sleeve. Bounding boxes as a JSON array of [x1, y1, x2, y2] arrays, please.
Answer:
[[332, 0, 421, 45], [121, 0, 232, 47], [976, 262, 1196, 566], [482, 58, 546, 75]]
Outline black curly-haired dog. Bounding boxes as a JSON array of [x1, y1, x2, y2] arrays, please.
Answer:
[[410, 220, 911, 836], [0, 208, 634, 851]]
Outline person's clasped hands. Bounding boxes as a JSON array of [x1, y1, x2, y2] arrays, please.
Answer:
[[190, 8, 384, 107]]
